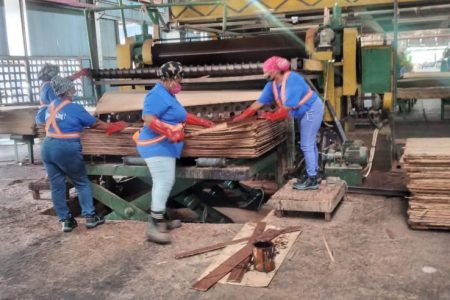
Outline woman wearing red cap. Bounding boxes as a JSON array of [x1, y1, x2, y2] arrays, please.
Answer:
[[232, 56, 324, 190]]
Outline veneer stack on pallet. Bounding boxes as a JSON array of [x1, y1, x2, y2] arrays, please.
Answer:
[[403, 138, 450, 230], [38, 119, 286, 158]]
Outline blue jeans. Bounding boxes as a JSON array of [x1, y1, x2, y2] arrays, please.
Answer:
[[41, 138, 95, 220], [298, 99, 324, 176], [144, 157, 176, 213]]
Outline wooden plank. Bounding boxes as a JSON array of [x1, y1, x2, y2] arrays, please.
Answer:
[[397, 87, 450, 99], [403, 72, 450, 79], [95, 90, 261, 114], [221, 227, 301, 287], [192, 225, 302, 291], [403, 138, 450, 230], [227, 222, 266, 283], [0, 107, 37, 135]]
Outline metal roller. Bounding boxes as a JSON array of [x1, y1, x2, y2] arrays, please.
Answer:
[[151, 32, 307, 66], [92, 62, 263, 79]]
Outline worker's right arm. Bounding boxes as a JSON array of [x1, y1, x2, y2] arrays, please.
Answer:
[[231, 82, 272, 122], [142, 96, 183, 142]]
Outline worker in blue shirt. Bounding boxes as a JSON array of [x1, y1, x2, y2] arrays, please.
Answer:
[[233, 56, 324, 190], [37, 76, 127, 232], [35, 63, 91, 124], [35, 64, 59, 124], [134, 61, 215, 244]]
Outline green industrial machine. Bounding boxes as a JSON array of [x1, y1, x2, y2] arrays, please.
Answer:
[[323, 140, 368, 186]]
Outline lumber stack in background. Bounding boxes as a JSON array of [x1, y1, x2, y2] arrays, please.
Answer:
[[0, 107, 37, 135], [403, 138, 450, 230], [38, 119, 286, 158]]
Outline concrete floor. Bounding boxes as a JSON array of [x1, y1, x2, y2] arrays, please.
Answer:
[[0, 100, 449, 299]]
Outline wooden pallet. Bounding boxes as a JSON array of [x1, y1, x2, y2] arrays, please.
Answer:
[[266, 177, 346, 221]]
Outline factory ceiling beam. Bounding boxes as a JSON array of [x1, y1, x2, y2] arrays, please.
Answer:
[[38, 0, 96, 9], [170, 0, 430, 23]]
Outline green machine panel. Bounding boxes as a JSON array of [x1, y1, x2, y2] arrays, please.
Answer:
[[361, 46, 392, 93]]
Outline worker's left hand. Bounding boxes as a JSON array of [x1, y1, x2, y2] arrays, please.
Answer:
[[105, 121, 128, 136], [186, 113, 215, 128], [260, 108, 289, 121]]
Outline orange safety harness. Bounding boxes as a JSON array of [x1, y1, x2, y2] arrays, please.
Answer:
[[132, 122, 185, 146], [45, 100, 81, 139], [272, 71, 314, 110]]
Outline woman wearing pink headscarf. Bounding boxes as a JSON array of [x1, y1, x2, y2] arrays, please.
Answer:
[[232, 56, 324, 190]]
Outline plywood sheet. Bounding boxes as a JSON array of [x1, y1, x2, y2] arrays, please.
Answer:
[[60, 119, 286, 159], [95, 90, 261, 114], [403, 138, 450, 230]]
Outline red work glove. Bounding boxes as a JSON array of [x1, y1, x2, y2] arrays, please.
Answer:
[[69, 68, 91, 80], [149, 118, 184, 143], [261, 108, 289, 121], [186, 113, 214, 128], [231, 107, 256, 123], [105, 121, 128, 136]]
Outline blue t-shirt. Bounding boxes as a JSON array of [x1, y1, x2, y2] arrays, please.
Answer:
[[35, 82, 58, 124], [137, 83, 187, 159], [37, 98, 96, 139], [257, 71, 319, 119]]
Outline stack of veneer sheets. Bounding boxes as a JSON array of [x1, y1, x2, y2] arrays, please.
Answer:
[[403, 138, 450, 230], [38, 118, 286, 159]]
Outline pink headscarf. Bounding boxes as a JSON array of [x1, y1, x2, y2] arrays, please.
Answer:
[[263, 56, 290, 73]]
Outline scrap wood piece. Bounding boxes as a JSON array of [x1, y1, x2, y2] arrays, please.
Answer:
[[192, 225, 302, 292], [322, 235, 335, 263], [222, 228, 302, 288], [227, 222, 266, 283]]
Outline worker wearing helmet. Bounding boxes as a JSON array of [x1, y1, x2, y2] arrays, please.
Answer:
[[233, 56, 324, 190], [134, 61, 215, 244], [37, 76, 127, 232]]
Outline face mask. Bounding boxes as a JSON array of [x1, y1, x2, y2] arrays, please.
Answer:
[[170, 82, 182, 94]]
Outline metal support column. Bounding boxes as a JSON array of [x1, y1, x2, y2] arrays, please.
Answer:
[[119, 0, 128, 39], [391, 0, 399, 161], [84, 7, 103, 99]]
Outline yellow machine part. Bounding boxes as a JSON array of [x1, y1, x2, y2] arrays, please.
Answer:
[[171, 0, 422, 22], [383, 92, 394, 112], [116, 38, 145, 91], [142, 39, 153, 65], [343, 28, 358, 96]]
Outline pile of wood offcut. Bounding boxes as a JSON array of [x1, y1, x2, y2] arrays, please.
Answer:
[[403, 138, 450, 230], [39, 118, 286, 158]]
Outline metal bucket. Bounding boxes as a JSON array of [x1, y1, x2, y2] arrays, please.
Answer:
[[252, 240, 276, 272]]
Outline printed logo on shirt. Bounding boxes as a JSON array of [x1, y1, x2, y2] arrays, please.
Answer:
[[45, 111, 67, 121]]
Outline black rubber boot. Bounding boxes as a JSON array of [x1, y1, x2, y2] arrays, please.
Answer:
[[61, 216, 78, 232], [295, 174, 308, 185], [293, 176, 320, 190]]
